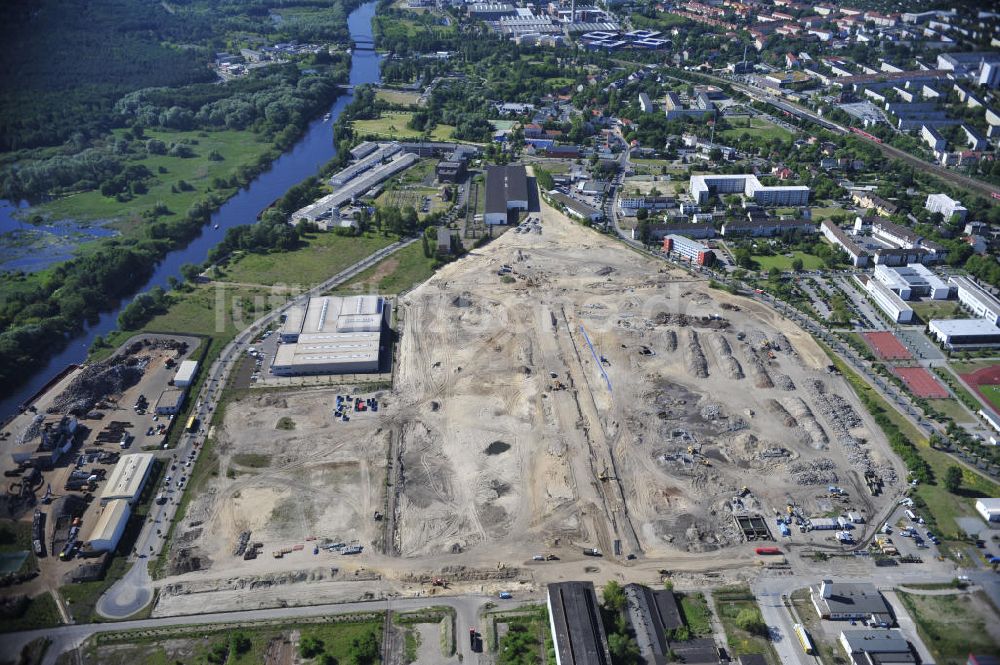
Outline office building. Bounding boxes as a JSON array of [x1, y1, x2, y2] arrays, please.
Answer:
[[872, 264, 950, 300], [663, 234, 714, 266], [950, 275, 1000, 324], [865, 278, 915, 323], [813, 581, 893, 624]]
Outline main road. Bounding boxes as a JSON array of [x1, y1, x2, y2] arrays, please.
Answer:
[[97, 237, 419, 620]]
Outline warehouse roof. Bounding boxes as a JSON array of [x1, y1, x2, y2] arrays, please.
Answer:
[[174, 360, 198, 385], [816, 581, 891, 617], [85, 499, 131, 547], [928, 318, 1000, 336], [485, 165, 528, 215], [548, 582, 612, 665], [840, 629, 912, 656], [271, 332, 381, 370], [99, 453, 154, 504]]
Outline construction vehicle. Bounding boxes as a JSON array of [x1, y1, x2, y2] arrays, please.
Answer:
[[598, 467, 611, 481], [583, 547, 602, 557], [432, 578, 446, 587]]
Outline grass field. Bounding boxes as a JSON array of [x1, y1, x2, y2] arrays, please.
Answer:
[[85, 619, 383, 665], [352, 112, 455, 141], [217, 231, 397, 287], [808, 206, 846, 221], [981, 385, 1000, 412], [678, 592, 713, 637], [333, 239, 435, 295], [36, 128, 273, 230], [0, 592, 61, 633], [898, 591, 1000, 665], [718, 117, 793, 142], [911, 299, 964, 322], [375, 88, 423, 106], [928, 398, 976, 423], [751, 251, 824, 271]]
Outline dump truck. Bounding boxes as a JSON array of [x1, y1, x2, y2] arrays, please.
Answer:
[[583, 547, 602, 557]]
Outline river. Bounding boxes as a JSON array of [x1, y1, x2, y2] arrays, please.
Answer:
[[0, 1, 382, 421]]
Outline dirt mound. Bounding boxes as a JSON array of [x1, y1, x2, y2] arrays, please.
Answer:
[[683, 330, 709, 378]]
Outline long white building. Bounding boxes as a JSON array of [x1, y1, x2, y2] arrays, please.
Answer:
[[865, 277, 915, 323], [928, 318, 1000, 349], [924, 192, 968, 222], [821, 219, 870, 267], [99, 453, 154, 505], [872, 264, 950, 300], [689, 174, 810, 206], [949, 275, 1000, 325]]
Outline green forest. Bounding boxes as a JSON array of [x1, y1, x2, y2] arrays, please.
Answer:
[[0, 0, 360, 398]]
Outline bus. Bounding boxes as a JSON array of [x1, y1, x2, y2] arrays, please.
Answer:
[[793, 623, 814, 655], [186, 416, 199, 433]]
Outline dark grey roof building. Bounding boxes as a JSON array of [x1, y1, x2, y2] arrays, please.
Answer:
[[624, 584, 720, 665], [812, 581, 893, 625], [484, 164, 529, 225], [547, 582, 612, 665]]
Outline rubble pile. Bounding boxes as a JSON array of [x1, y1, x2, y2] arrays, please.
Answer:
[[711, 333, 744, 380], [49, 356, 149, 416], [773, 374, 795, 391], [789, 458, 839, 485], [684, 330, 709, 378]]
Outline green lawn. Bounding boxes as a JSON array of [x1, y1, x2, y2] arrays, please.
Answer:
[[375, 88, 423, 106], [898, 592, 1000, 665], [352, 112, 455, 141], [751, 251, 824, 271], [928, 398, 976, 424], [217, 232, 398, 287], [36, 128, 273, 230], [808, 206, 845, 221], [333, 239, 436, 296], [910, 300, 964, 322], [981, 385, 1000, 412], [718, 117, 793, 142], [678, 592, 713, 637]]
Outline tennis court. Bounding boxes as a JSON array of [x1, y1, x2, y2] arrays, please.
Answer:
[[893, 366, 948, 399], [862, 331, 912, 360]]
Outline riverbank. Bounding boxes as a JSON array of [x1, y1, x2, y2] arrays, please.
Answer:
[[0, 1, 385, 421]]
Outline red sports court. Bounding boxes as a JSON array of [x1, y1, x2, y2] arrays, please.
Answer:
[[862, 331, 911, 360], [893, 367, 948, 399]]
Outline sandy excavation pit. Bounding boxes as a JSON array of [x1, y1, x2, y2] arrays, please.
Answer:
[[167, 197, 903, 585]]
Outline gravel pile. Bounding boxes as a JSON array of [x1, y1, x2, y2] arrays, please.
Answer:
[[711, 333, 744, 380], [781, 397, 828, 448], [773, 374, 795, 391], [684, 329, 709, 378], [764, 399, 798, 427], [741, 343, 774, 389], [803, 380, 890, 480], [701, 403, 722, 420], [663, 329, 678, 353]]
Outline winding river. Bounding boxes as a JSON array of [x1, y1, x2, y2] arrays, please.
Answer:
[[0, 1, 382, 420]]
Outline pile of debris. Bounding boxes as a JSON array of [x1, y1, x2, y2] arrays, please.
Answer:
[[652, 312, 729, 329], [789, 458, 839, 486], [773, 374, 795, 391], [684, 330, 709, 378], [48, 356, 149, 416]]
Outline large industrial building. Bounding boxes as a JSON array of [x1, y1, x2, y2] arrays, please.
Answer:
[[950, 275, 1000, 325], [872, 264, 950, 300], [485, 164, 529, 225], [689, 174, 810, 206], [84, 499, 131, 553], [547, 581, 612, 665], [928, 318, 1000, 349], [99, 453, 155, 505], [840, 630, 915, 664], [272, 295, 386, 376], [865, 277, 914, 323]]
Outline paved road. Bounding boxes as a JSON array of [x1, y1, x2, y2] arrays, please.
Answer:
[[4, 593, 529, 665], [97, 237, 419, 620]]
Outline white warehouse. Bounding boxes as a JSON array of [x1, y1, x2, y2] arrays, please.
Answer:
[[872, 264, 950, 300], [865, 277, 915, 323], [272, 295, 386, 376], [173, 360, 199, 387], [689, 174, 810, 206], [928, 318, 1000, 349], [84, 499, 131, 553]]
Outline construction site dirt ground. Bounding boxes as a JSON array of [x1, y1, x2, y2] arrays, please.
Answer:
[[157, 199, 904, 614]]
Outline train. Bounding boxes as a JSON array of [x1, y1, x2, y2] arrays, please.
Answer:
[[755, 546, 782, 555], [850, 127, 883, 144]]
